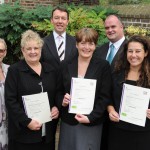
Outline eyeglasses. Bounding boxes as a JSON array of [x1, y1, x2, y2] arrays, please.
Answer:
[[0, 49, 6, 53]]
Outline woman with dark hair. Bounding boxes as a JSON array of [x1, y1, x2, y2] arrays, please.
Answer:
[[57, 28, 112, 150], [108, 35, 150, 150]]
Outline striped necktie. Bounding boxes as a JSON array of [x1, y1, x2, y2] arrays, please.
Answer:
[[107, 44, 115, 64], [57, 36, 64, 61]]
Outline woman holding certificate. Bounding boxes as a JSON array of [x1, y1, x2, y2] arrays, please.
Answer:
[[5, 30, 59, 150], [57, 28, 112, 150], [107, 35, 150, 150]]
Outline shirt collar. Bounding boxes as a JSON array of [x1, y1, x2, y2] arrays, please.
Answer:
[[109, 36, 125, 49], [53, 31, 66, 40]]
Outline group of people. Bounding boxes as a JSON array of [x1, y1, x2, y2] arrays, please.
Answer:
[[0, 6, 150, 150]]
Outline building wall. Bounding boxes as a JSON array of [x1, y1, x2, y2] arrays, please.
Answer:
[[111, 5, 150, 29], [3, 1, 150, 29]]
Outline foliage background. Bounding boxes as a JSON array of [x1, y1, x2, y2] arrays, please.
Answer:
[[0, 2, 149, 64]]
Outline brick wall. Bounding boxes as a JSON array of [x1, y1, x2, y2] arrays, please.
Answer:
[[3, 1, 150, 30], [4, 0, 99, 7], [4, 0, 59, 8], [111, 5, 150, 29]]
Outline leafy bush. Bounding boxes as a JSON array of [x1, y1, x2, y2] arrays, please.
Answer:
[[125, 25, 150, 37], [0, 2, 53, 64], [0, 2, 116, 64], [32, 4, 117, 46]]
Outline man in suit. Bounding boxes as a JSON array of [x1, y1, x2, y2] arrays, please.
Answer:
[[96, 14, 127, 68], [41, 6, 77, 69], [95, 14, 127, 150]]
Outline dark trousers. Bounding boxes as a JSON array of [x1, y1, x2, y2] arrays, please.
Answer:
[[8, 137, 55, 150]]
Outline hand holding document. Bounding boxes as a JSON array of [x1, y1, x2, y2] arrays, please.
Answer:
[[22, 92, 52, 124], [69, 77, 97, 115], [119, 84, 150, 127]]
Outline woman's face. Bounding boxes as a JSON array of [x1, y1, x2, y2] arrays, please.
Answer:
[[127, 41, 148, 69], [22, 40, 41, 65], [76, 38, 96, 59], [0, 42, 7, 63]]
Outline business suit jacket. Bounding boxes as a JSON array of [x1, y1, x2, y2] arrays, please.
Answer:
[[56, 55, 112, 126], [5, 60, 58, 144], [41, 32, 77, 69], [95, 39, 127, 69], [111, 70, 150, 131]]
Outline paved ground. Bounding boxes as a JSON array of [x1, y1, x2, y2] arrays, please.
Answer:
[[55, 125, 60, 150]]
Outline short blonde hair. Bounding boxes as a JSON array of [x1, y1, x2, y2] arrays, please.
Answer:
[[21, 30, 44, 48], [0, 38, 7, 50]]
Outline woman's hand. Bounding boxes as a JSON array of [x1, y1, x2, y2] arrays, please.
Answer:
[[62, 93, 71, 107], [146, 109, 150, 119], [75, 114, 90, 124], [109, 110, 119, 122], [27, 119, 42, 130], [51, 106, 59, 119]]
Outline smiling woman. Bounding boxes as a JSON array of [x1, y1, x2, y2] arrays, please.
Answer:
[[107, 35, 150, 150], [5, 30, 60, 150], [57, 28, 112, 150]]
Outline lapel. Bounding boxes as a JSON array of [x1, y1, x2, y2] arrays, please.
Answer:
[[46, 33, 60, 63], [64, 34, 73, 60], [112, 39, 127, 65], [68, 56, 99, 79], [102, 43, 109, 59], [84, 57, 99, 79]]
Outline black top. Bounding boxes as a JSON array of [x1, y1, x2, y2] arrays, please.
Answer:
[[5, 60, 59, 143], [111, 70, 150, 131], [56, 55, 112, 126]]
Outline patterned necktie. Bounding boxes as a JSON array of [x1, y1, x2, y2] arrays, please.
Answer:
[[107, 44, 115, 64], [57, 36, 64, 61]]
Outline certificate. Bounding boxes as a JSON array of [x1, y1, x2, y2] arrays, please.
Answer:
[[69, 77, 97, 114], [119, 84, 150, 127], [22, 92, 52, 124]]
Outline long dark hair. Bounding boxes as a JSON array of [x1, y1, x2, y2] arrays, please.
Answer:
[[114, 35, 150, 87]]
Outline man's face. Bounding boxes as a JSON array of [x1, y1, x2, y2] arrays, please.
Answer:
[[51, 10, 69, 35], [104, 16, 124, 43]]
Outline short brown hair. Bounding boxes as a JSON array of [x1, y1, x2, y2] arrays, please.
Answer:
[[51, 6, 69, 20], [75, 28, 98, 45]]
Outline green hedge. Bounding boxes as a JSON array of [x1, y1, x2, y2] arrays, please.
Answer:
[[0, 2, 116, 64]]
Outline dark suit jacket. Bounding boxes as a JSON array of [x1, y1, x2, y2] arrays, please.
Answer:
[[56, 55, 112, 126], [111, 70, 150, 131], [41, 32, 77, 69], [95, 39, 127, 69], [5, 60, 58, 144]]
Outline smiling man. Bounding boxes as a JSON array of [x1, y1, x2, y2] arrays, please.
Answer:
[[95, 14, 127, 68], [95, 14, 127, 150], [41, 7, 77, 69]]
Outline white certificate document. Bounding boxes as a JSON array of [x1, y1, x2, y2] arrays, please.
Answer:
[[69, 77, 97, 114], [119, 84, 150, 127], [22, 92, 52, 124]]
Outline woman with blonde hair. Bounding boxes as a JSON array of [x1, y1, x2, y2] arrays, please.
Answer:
[[5, 30, 59, 150]]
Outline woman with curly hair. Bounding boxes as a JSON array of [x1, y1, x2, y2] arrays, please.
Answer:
[[108, 35, 150, 150]]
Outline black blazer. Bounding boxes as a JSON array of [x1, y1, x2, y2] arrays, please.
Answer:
[[5, 60, 58, 143], [111, 70, 150, 131], [56, 55, 112, 126], [95, 39, 127, 69], [41, 32, 78, 69]]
